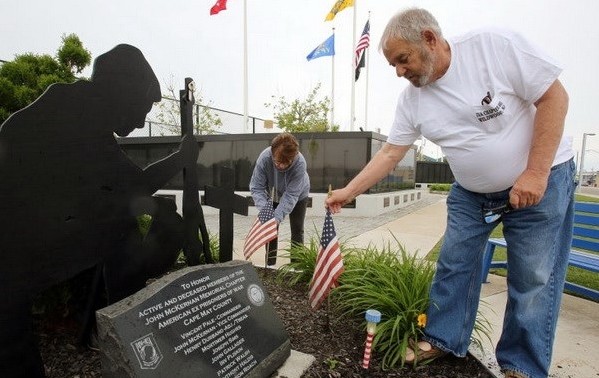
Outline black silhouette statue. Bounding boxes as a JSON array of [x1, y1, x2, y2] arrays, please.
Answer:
[[0, 44, 201, 377]]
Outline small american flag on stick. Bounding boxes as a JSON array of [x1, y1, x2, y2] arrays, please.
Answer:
[[243, 201, 278, 260], [309, 210, 344, 309]]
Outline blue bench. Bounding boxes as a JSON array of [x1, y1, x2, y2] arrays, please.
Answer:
[[481, 201, 599, 301]]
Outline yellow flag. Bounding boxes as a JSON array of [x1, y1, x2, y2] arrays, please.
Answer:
[[325, 0, 354, 21]]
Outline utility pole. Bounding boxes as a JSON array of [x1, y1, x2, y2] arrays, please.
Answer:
[[578, 132, 596, 191]]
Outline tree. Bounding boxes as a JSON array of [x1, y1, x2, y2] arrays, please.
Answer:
[[57, 33, 92, 74], [152, 77, 222, 135], [0, 34, 91, 124], [265, 83, 339, 132]]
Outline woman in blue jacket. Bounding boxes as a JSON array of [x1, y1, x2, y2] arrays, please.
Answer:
[[250, 133, 310, 265]]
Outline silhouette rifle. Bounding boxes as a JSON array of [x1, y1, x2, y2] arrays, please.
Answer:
[[180, 78, 212, 264]]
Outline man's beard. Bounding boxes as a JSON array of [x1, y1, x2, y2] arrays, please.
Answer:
[[416, 48, 435, 87]]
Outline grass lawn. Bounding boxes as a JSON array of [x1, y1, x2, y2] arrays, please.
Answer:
[[426, 194, 599, 301]]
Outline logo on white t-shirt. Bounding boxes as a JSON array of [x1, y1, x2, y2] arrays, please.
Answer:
[[476, 90, 505, 122], [481, 91, 492, 105]]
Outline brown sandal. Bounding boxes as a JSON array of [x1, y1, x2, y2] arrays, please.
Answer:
[[503, 370, 528, 378], [405, 339, 447, 365]]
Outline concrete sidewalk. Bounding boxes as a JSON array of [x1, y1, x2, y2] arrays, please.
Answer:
[[209, 191, 599, 377], [345, 197, 447, 259], [476, 275, 599, 377], [208, 192, 448, 269]]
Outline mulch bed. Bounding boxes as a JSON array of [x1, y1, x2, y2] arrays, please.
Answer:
[[34, 267, 494, 377]]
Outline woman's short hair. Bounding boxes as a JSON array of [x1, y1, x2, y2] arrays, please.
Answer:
[[271, 133, 299, 162]]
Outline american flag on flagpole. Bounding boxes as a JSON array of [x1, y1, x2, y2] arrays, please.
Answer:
[[243, 201, 278, 260], [309, 210, 344, 309], [354, 20, 370, 81]]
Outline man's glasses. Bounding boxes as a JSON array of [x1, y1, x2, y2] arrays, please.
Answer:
[[482, 203, 512, 224]]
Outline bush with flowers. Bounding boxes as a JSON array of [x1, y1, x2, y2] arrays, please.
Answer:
[[277, 235, 492, 369]]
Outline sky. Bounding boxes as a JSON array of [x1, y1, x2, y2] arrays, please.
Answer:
[[1, 0, 598, 171]]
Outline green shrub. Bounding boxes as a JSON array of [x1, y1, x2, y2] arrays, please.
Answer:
[[276, 238, 320, 286], [205, 232, 220, 262], [333, 242, 435, 368], [137, 214, 153, 235], [277, 235, 493, 369], [428, 183, 452, 192]]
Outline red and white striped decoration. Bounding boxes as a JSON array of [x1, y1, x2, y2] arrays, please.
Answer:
[[362, 331, 374, 369], [362, 309, 381, 369]]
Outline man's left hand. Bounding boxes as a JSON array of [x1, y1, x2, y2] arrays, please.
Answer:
[[509, 169, 549, 209]]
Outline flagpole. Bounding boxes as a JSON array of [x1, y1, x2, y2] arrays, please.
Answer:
[[243, 0, 248, 133], [364, 11, 371, 131], [349, 0, 357, 131], [326, 184, 333, 322], [331, 27, 335, 128]]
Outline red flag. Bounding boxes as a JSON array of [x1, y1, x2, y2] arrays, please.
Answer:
[[243, 201, 278, 260], [309, 210, 344, 309], [210, 0, 227, 15]]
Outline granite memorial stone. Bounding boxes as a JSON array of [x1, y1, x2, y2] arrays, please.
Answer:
[[97, 260, 290, 377]]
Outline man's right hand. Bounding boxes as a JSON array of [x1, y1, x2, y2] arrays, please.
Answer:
[[325, 187, 354, 214]]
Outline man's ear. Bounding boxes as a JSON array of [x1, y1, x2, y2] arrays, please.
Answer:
[[421, 30, 438, 48]]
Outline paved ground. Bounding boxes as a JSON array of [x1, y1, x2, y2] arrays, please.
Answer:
[[477, 275, 599, 378], [204, 192, 445, 242], [578, 185, 599, 197], [204, 192, 447, 267]]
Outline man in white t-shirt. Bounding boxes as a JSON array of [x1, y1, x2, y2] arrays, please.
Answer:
[[326, 7, 574, 378]]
